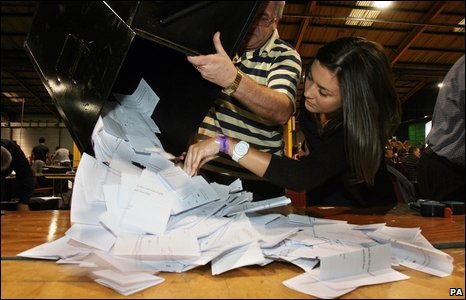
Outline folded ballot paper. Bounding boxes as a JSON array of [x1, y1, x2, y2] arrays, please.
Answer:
[[91, 269, 165, 296], [221, 196, 291, 217], [17, 78, 454, 298]]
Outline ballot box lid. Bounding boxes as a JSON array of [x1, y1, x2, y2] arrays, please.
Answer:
[[25, 1, 261, 155]]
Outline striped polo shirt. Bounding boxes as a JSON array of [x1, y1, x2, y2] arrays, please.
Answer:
[[198, 30, 302, 180]]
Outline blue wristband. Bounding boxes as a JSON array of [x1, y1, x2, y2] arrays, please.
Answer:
[[216, 135, 229, 154]]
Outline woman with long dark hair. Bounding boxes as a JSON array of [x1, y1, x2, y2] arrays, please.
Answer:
[[184, 36, 401, 207]]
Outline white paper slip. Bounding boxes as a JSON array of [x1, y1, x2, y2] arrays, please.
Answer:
[[223, 196, 291, 216], [283, 272, 356, 299], [112, 231, 200, 260], [93, 268, 164, 296], [16, 235, 88, 260]]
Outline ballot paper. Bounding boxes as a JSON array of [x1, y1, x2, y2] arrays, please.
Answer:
[[17, 235, 90, 260], [92, 269, 165, 296], [121, 170, 174, 235], [160, 169, 220, 215], [112, 231, 200, 260], [222, 196, 291, 216], [283, 272, 356, 299], [283, 244, 409, 298], [367, 229, 454, 277], [113, 78, 160, 121], [65, 223, 116, 252], [211, 241, 265, 275]]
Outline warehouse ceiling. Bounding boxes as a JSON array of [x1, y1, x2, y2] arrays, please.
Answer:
[[1, 1, 465, 122]]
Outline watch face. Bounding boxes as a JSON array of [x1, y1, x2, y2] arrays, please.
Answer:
[[235, 141, 249, 155], [232, 141, 249, 162]]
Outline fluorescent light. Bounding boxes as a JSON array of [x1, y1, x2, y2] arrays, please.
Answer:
[[454, 18, 464, 33], [373, 1, 392, 9], [2, 91, 24, 103], [437, 83, 444, 88], [345, 1, 391, 27]]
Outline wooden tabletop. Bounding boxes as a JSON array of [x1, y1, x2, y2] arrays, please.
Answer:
[[1, 249, 464, 299], [42, 173, 76, 180], [1, 206, 465, 299], [1, 205, 464, 257]]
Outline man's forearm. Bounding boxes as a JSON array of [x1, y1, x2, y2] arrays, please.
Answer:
[[233, 74, 293, 125]]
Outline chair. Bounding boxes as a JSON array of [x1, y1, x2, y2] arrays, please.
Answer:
[[32, 172, 54, 197], [386, 164, 416, 203]]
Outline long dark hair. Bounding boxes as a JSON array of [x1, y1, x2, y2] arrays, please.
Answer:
[[315, 36, 401, 185]]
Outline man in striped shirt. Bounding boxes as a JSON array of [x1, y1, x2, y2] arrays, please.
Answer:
[[187, 1, 302, 200]]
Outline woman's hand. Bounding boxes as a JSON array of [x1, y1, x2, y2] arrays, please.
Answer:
[[183, 137, 221, 176]]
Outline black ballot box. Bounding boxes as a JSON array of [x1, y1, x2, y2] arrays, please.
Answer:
[[25, 1, 261, 155]]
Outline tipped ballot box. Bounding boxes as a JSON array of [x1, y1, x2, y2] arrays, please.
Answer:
[[25, 1, 260, 155]]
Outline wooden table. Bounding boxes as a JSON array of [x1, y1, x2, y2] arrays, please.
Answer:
[[42, 173, 76, 180], [1, 206, 465, 299], [42, 173, 75, 207]]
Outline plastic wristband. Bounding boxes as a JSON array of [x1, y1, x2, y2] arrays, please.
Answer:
[[216, 135, 229, 154]]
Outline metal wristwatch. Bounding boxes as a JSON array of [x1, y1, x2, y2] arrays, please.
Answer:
[[232, 141, 250, 162], [223, 70, 243, 96]]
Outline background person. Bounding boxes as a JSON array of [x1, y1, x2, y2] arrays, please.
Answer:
[[52, 146, 71, 166], [184, 36, 401, 208], [1, 139, 34, 211], [417, 55, 465, 202], [31, 137, 50, 165], [187, 1, 302, 200], [401, 146, 421, 183]]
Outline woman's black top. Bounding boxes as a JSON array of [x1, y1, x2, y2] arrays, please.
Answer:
[[263, 105, 396, 208]]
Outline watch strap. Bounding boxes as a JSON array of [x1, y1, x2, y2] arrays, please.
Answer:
[[223, 70, 243, 96]]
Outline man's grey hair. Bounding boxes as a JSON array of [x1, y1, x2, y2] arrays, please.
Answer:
[[274, 1, 286, 19], [1, 146, 12, 172]]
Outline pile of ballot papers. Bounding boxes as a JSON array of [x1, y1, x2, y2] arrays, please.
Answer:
[[18, 79, 454, 298]]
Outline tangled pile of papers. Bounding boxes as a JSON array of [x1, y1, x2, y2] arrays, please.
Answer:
[[18, 79, 454, 298]]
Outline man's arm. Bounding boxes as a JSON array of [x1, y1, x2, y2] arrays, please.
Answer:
[[187, 32, 298, 125], [232, 73, 293, 124]]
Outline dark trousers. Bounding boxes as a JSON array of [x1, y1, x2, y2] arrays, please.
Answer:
[[201, 170, 285, 201], [417, 147, 465, 202]]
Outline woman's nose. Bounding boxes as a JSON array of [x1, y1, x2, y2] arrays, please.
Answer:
[[304, 82, 316, 99]]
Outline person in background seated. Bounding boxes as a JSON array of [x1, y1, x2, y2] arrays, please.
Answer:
[[184, 36, 401, 208], [384, 144, 395, 165], [1, 139, 34, 211], [52, 146, 71, 166], [401, 146, 421, 183], [418, 55, 465, 202]]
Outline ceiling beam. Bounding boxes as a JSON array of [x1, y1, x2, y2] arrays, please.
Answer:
[[4, 70, 58, 117], [293, 1, 316, 51], [390, 2, 447, 65], [314, 2, 463, 17]]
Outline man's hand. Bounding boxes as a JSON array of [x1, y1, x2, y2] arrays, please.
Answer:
[[187, 32, 237, 88]]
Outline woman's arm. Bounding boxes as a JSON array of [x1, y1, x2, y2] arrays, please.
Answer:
[[183, 137, 272, 178], [183, 130, 347, 193]]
